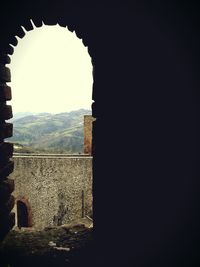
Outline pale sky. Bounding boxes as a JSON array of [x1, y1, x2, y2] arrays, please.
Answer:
[[9, 23, 93, 114]]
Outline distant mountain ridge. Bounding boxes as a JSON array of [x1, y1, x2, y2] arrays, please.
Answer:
[[10, 109, 92, 153], [10, 112, 36, 121]]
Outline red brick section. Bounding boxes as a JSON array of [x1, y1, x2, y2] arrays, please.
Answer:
[[84, 115, 95, 155]]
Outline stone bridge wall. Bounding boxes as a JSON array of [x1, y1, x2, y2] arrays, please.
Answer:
[[10, 154, 92, 230]]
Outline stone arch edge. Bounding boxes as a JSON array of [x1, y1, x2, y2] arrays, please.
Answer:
[[0, 14, 96, 241]]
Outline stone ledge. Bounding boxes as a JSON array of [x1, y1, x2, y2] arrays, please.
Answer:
[[13, 153, 92, 159]]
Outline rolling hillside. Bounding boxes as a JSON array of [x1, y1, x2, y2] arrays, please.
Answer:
[[10, 109, 91, 153]]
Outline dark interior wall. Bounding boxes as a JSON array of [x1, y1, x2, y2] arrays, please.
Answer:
[[0, 1, 200, 266]]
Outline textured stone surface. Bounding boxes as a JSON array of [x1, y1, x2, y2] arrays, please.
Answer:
[[10, 155, 93, 230]]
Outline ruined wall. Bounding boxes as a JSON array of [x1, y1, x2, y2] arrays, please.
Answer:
[[10, 154, 92, 230]]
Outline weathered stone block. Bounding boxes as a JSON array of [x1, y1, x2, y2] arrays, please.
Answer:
[[22, 20, 34, 31], [15, 27, 26, 39], [0, 64, 11, 82], [0, 104, 13, 120], [0, 55, 11, 65], [31, 17, 43, 27], [0, 85, 12, 101], [42, 17, 58, 25], [6, 45, 14, 56], [0, 123, 13, 140], [9, 36, 18, 47]]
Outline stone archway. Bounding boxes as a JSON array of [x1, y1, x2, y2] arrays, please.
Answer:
[[16, 197, 32, 228], [0, 12, 96, 241]]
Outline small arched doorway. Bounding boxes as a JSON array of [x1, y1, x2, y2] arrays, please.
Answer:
[[17, 200, 31, 228]]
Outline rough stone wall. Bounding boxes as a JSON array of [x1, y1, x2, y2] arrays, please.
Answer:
[[10, 155, 92, 230]]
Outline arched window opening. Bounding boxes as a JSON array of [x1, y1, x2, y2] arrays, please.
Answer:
[[9, 22, 94, 231], [9, 23, 93, 155]]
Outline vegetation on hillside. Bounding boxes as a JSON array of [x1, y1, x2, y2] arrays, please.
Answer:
[[10, 109, 91, 154]]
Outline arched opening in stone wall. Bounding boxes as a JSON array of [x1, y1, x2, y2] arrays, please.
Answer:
[[9, 22, 94, 231], [10, 23, 93, 155], [15, 197, 33, 229], [17, 200, 29, 228]]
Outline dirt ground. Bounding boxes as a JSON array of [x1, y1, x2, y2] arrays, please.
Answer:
[[0, 218, 94, 267]]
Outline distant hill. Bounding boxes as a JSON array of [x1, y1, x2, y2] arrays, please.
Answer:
[[9, 112, 35, 121], [10, 109, 92, 153]]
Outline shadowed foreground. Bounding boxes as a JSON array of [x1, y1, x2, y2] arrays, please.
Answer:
[[0, 221, 93, 267]]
